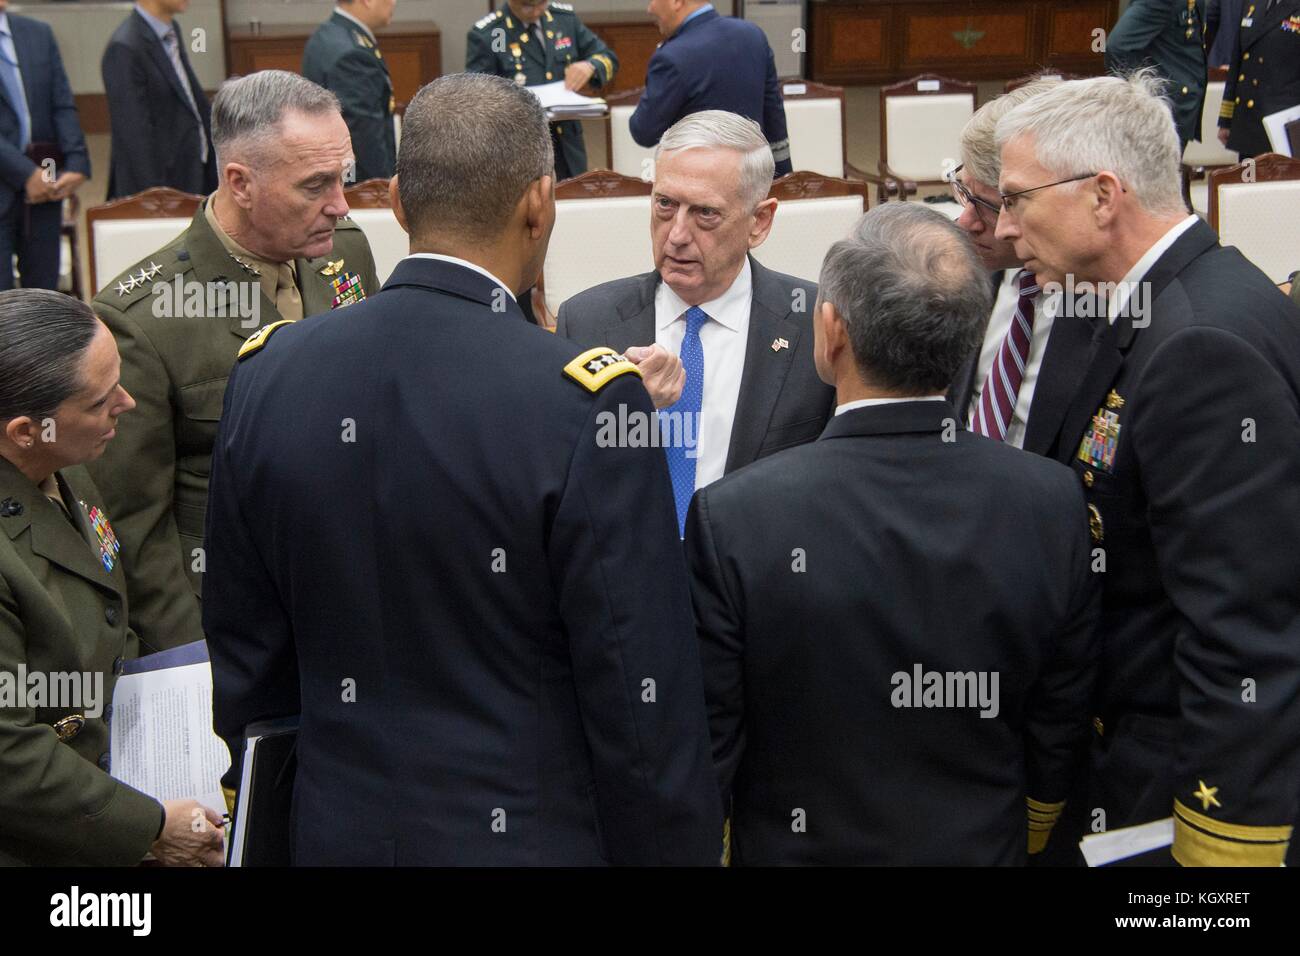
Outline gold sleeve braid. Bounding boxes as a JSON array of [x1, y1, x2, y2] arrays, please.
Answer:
[[1027, 797, 1065, 855], [1172, 800, 1291, 867]]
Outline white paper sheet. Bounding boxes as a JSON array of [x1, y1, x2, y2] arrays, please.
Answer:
[[1263, 104, 1300, 156], [525, 80, 608, 118], [110, 660, 231, 815], [1079, 817, 1174, 867]]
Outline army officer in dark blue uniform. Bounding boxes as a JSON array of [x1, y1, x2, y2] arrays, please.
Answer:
[[466, 1, 617, 180], [204, 73, 719, 865]]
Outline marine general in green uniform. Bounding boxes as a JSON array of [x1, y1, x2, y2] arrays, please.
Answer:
[[303, 0, 398, 182], [467, 1, 618, 180], [87, 71, 378, 655], [0, 290, 224, 866]]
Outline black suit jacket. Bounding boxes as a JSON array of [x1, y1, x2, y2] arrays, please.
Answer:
[[0, 14, 89, 221], [102, 10, 215, 200], [949, 271, 1098, 458], [205, 257, 720, 865], [556, 256, 835, 474], [1052, 219, 1300, 866], [686, 401, 1100, 865]]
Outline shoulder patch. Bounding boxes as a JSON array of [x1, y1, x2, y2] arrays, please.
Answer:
[[563, 347, 641, 393], [238, 320, 295, 360], [474, 10, 502, 29]]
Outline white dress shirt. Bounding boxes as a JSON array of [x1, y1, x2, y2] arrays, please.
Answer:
[[403, 253, 516, 301], [655, 257, 752, 491], [1108, 214, 1199, 323], [968, 268, 1059, 450], [836, 396, 945, 415]]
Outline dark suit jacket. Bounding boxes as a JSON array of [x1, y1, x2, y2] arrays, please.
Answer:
[[205, 257, 720, 865], [949, 271, 1099, 457], [629, 9, 792, 176], [102, 10, 215, 201], [1052, 219, 1300, 865], [0, 14, 89, 221], [1105, 0, 1208, 147], [686, 400, 1100, 865], [302, 12, 395, 182], [556, 256, 835, 474]]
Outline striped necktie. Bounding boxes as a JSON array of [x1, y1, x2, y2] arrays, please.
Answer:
[[971, 269, 1040, 442]]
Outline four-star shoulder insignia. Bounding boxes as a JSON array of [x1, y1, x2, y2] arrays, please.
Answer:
[[563, 347, 641, 393], [474, 10, 502, 29], [551, 1, 574, 10], [238, 319, 295, 360]]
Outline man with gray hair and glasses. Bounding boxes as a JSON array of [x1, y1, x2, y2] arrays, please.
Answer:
[[947, 77, 1096, 459], [995, 70, 1300, 866], [88, 70, 378, 663], [687, 202, 1100, 864], [204, 73, 720, 865], [558, 110, 832, 537]]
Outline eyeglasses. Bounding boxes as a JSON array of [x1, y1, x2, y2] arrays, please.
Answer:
[[999, 172, 1099, 213], [947, 165, 1002, 221]]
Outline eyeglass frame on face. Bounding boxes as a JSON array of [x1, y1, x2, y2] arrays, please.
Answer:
[[998, 172, 1100, 214], [947, 164, 1002, 222]]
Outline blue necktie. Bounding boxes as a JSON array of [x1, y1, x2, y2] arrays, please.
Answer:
[[663, 306, 707, 536], [0, 35, 30, 151]]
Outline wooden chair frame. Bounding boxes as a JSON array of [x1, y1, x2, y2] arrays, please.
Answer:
[[878, 73, 978, 204], [1207, 152, 1300, 234]]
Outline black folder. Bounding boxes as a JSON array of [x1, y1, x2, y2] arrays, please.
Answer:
[[227, 717, 298, 867]]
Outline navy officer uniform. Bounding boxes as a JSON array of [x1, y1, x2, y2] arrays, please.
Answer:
[[1218, 0, 1300, 158], [1050, 218, 1300, 865], [466, 2, 618, 180], [204, 254, 720, 865], [630, 4, 792, 176]]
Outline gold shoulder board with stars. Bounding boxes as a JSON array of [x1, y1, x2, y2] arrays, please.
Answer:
[[238, 320, 295, 360], [563, 347, 641, 392]]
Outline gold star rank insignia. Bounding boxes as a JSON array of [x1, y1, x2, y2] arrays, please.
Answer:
[[1193, 780, 1221, 811]]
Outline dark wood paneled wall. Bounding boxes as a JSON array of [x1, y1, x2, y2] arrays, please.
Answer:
[[811, 0, 1117, 84]]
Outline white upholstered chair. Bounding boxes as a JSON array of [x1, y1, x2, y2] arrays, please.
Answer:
[[604, 88, 657, 182], [879, 74, 976, 208], [86, 187, 203, 295], [752, 172, 868, 283], [1208, 153, 1300, 283], [343, 179, 408, 285], [1184, 69, 1238, 217], [542, 170, 653, 319]]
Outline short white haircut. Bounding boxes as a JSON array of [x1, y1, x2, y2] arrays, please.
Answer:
[[959, 77, 1061, 189], [655, 110, 775, 210], [995, 69, 1186, 218]]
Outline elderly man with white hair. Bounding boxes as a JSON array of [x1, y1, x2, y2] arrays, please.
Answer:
[[995, 70, 1300, 866], [557, 110, 833, 536]]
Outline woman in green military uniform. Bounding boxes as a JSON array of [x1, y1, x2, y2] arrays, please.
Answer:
[[0, 290, 224, 866]]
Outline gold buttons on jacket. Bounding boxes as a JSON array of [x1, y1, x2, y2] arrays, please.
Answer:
[[53, 714, 85, 741], [1083, 470, 1094, 488], [1088, 504, 1104, 543]]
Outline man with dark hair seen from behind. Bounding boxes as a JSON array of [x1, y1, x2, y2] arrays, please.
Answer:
[[688, 203, 1100, 864], [204, 72, 720, 865]]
